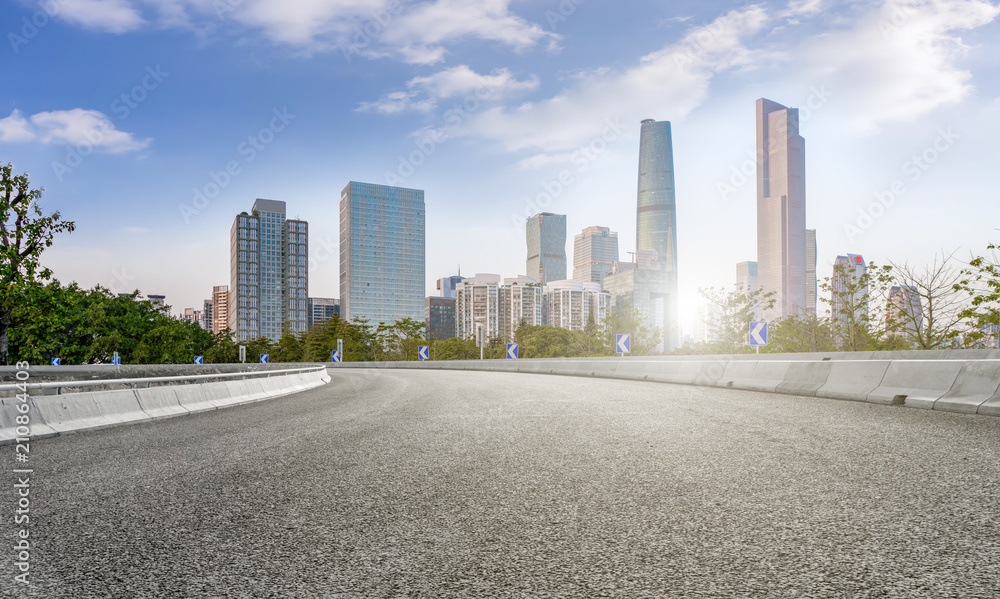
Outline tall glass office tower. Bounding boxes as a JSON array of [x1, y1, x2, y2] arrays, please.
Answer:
[[757, 98, 806, 321], [635, 119, 679, 351], [526, 212, 567, 285], [340, 182, 425, 325]]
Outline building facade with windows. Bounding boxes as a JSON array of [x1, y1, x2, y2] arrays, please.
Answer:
[[542, 280, 610, 332], [426, 296, 457, 340], [211, 285, 229, 334], [229, 199, 308, 343], [573, 226, 619, 287], [757, 98, 807, 321], [307, 297, 340, 329], [500, 276, 543, 342], [526, 212, 567, 285], [831, 254, 867, 328], [340, 182, 425, 325], [455, 274, 501, 340]]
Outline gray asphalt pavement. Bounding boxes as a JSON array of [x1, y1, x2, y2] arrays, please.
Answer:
[[3, 369, 999, 598]]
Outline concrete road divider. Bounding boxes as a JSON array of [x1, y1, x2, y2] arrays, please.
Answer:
[[29, 391, 117, 434], [334, 352, 999, 417], [135, 387, 189, 419], [934, 362, 1000, 414], [816, 360, 892, 402], [2, 368, 330, 444], [866, 360, 966, 408], [776, 361, 833, 397]]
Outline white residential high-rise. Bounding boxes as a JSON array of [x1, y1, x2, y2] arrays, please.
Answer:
[[806, 229, 817, 316], [455, 274, 502, 340], [500, 276, 543, 342], [542, 280, 610, 332]]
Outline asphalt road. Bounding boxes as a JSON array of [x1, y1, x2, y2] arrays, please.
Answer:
[[3, 369, 999, 598]]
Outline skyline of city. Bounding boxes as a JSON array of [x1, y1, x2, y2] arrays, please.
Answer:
[[6, 0, 999, 336]]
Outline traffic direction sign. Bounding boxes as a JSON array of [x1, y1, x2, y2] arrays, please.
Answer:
[[616, 334, 631, 354], [418, 345, 429, 360], [506, 343, 518, 359], [749, 322, 768, 346], [260, 354, 269, 364], [194, 356, 203, 365], [51, 358, 61, 366], [331, 350, 341, 363]]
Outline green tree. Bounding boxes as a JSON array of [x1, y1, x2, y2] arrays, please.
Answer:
[[823, 262, 897, 351], [697, 286, 776, 354], [272, 321, 304, 362], [955, 242, 1000, 348], [599, 305, 664, 355], [1, 164, 76, 364], [766, 314, 837, 353]]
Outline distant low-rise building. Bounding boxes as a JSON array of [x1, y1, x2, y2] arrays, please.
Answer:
[[426, 296, 457, 340], [308, 297, 340, 329]]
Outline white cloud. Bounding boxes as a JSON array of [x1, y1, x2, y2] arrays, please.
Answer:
[[357, 65, 538, 113], [54, 0, 146, 33], [0, 110, 35, 143], [0, 109, 151, 153], [447, 6, 772, 158], [41, 0, 555, 64], [790, 0, 1000, 135]]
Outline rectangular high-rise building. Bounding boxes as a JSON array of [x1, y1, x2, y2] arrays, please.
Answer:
[[212, 285, 229, 334], [340, 182, 425, 325], [573, 226, 619, 287], [202, 298, 214, 332], [500, 276, 543, 342], [229, 199, 308, 343], [526, 213, 567, 285], [806, 229, 817, 316], [757, 98, 807, 321], [542, 280, 610, 332], [455, 274, 501, 340]]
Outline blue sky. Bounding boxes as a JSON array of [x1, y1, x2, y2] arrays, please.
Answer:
[[3, 0, 999, 333]]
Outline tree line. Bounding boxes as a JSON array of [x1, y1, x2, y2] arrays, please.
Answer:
[[685, 249, 1000, 354]]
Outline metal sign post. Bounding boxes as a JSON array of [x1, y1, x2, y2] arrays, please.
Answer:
[[239, 345, 246, 363]]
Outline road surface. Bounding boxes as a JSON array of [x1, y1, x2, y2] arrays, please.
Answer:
[[3, 369, 999, 598]]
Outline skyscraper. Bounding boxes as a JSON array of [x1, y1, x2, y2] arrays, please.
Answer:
[[573, 226, 619, 287], [340, 182, 425, 325], [806, 229, 817, 316], [229, 199, 308, 342], [635, 118, 680, 351], [526, 213, 567, 285], [756, 98, 807, 321]]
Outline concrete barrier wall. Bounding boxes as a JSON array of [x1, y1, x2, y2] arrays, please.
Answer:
[[1, 368, 331, 444], [335, 352, 1000, 417]]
